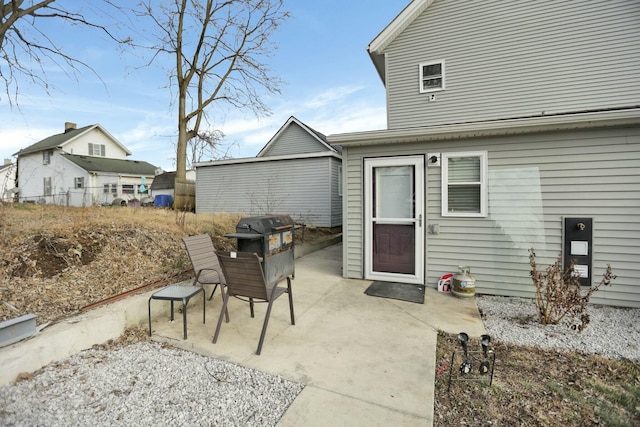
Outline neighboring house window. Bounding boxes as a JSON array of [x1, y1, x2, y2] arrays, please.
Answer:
[[442, 151, 487, 217], [122, 184, 135, 194], [88, 143, 106, 157], [43, 177, 52, 196], [42, 150, 52, 165], [338, 165, 343, 197], [104, 183, 118, 194], [419, 60, 445, 93], [74, 177, 84, 189]]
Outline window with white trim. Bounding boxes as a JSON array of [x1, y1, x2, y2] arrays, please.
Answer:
[[42, 150, 52, 165], [43, 177, 52, 196], [74, 177, 84, 189], [419, 60, 445, 93], [88, 143, 106, 157], [442, 151, 487, 217], [122, 184, 135, 194]]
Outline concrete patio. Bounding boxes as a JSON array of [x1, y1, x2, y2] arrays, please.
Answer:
[[150, 243, 486, 426]]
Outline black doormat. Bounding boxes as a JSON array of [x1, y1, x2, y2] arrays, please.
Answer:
[[364, 281, 425, 304]]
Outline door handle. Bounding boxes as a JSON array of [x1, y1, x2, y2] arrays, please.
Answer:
[[418, 214, 422, 227]]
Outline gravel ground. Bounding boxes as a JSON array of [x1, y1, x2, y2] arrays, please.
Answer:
[[477, 295, 640, 361], [0, 342, 303, 427], [1, 297, 637, 426]]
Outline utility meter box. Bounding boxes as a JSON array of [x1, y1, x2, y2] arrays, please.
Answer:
[[563, 217, 593, 286]]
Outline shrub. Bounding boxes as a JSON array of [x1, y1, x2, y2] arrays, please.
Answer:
[[528, 248, 616, 331]]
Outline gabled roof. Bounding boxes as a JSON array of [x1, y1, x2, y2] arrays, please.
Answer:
[[367, 0, 435, 84], [256, 116, 339, 157], [0, 162, 14, 173], [150, 171, 176, 190], [14, 124, 132, 156], [62, 154, 157, 175]]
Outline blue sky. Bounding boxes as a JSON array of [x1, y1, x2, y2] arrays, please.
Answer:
[[0, 1, 408, 171]]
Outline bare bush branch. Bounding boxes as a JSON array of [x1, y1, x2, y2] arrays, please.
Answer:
[[529, 248, 616, 331]]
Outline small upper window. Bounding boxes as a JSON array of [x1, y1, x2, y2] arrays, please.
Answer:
[[88, 143, 106, 157], [74, 177, 84, 189], [42, 150, 52, 165], [442, 151, 487, 217], [419, 60, 445, 93]]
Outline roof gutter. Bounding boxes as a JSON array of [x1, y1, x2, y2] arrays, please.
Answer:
[[195, 151, 342, 168], [328, 108, 640, 147]]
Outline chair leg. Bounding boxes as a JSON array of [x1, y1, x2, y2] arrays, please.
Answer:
[[249, 298, 255, 318], [182, 298, 188, 340], [213, 292, 230, 344], [202, 289, 206, 325], [256, 300, 275, 356], [148, 297, 153, 336], [287, 277, 295, 325], [219, 285, 229, 323], [207, 284, 219, 301]]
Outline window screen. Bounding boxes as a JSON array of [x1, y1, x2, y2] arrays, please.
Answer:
[[442, 152, 487, 216]]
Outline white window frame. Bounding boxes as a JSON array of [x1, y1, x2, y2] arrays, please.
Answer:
[[88, 143, 106, 157], [74, 177, 84, 189], [419, 60, 445, 93], [42, 150, 52, 165], [43, 177, 52, 196], [441, 151, 488, 217]]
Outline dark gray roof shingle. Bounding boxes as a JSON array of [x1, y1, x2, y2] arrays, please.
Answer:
[[62, 154, 157, 175]]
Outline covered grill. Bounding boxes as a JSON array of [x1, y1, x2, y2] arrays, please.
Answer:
[[225, 215, 295, 285]]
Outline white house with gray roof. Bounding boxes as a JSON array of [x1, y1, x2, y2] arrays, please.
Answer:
[[14, 122, 157, 207], [329, 0, 640, 308]]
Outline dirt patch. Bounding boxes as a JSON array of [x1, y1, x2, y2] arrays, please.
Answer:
[[0, 205, 339, 325], [434, 331, 639, 426]]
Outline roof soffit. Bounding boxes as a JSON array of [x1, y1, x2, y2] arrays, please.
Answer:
[[367, 0, 435, 82]]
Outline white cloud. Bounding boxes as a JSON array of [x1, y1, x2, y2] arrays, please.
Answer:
[[302, 85, 364, 109]]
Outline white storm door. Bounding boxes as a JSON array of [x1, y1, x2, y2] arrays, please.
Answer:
[[364, 156, 424, 284]]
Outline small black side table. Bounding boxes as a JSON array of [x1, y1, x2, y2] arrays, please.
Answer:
[[148, 285, 205, 339]]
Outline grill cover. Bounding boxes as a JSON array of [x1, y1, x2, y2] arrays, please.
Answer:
[[225, 215, 296, 285], [235, 215, 294, 234]]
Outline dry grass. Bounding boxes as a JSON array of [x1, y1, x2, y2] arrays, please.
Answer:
[[0, 204, 330, 325], [434, 333, 639, 426]]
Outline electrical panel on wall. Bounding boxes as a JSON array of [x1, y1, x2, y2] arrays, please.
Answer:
[[563, 217, 593, 287]]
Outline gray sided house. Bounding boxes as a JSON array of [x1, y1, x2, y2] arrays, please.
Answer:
[[14, 122, 157, 206], [196, 116, 342, 228], [328, 0, 640, 307], [150, 170, 196, 198]]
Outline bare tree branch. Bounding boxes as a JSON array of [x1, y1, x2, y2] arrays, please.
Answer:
[[134, 0, 288, 209], [0, 0, 131, 105]]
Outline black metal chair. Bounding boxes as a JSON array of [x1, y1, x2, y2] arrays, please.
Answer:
[[214, 251, 295, 355]]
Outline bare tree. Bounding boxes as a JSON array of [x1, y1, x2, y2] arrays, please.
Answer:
[[186, 129, 228, 168], [135, 0, 288, 209], [0, 0, 126, 105]]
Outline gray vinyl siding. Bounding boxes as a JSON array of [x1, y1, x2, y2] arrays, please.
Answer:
[[260, 122, 329, 157], [342, 125, 640, 308], [196, 157, 339, 227], [329, 157, 343, 228], [385, 0, 640, 129]]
